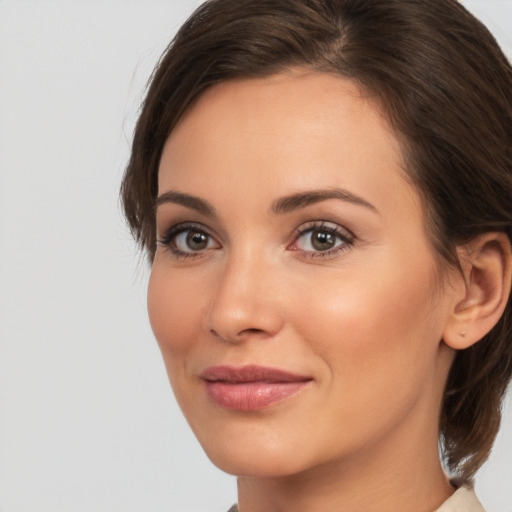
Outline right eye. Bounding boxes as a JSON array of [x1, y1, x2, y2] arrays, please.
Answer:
[[158, 224, 220, 258]]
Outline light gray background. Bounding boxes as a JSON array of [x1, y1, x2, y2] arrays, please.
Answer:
[[0, 1, 510, 511]]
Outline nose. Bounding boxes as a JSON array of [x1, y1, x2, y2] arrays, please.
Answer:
[[205, 250, 285, 344]]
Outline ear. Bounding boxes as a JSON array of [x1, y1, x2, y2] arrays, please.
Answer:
[[443, 232, 512, 350]]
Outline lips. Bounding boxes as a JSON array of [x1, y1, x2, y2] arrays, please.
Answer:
[[200, 365, 312, 411]]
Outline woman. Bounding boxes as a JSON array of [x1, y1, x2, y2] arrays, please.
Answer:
[[121, 0, 512, 510]]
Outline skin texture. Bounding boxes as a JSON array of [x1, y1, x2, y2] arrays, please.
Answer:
[[148, 71, 504, 512]]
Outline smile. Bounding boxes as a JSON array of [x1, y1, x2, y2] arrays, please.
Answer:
[[200, 365, 313, 411]]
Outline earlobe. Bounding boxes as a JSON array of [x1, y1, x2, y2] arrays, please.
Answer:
[[443, 232, 512, 350]]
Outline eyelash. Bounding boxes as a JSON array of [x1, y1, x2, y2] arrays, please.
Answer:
[[157, 221, 355, 260], [290, 221, 355, 259], [157, 223, 217, 260]]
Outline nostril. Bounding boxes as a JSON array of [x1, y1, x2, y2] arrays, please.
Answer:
[[210, 327, 266, 342]]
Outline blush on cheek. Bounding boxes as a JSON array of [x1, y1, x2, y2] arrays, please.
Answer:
[[147, 270, 190, 353], [298, 257, 439, 368], [147, 272, 195, 408]]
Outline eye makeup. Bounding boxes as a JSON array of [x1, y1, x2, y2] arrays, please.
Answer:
[[157, 219, 356, 261]]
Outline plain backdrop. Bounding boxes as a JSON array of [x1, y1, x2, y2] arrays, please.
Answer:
[[0, 1, 511, 511]]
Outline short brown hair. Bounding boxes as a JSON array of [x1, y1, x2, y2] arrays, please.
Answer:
[[121, 0, 512, 481]]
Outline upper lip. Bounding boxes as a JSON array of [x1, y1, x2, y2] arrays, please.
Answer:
[[200, 365, 312, 383]]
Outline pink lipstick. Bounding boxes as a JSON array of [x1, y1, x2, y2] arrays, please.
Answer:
[[200, 365, 312, 411]]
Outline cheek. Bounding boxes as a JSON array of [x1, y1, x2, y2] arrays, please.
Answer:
[[147, 264, 205, 359], [285, 258, 446, 454], [147, 262, 216, 417], [293, 254, 443, 386]]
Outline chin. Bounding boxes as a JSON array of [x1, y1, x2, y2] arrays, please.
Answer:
[[197, 428, 317, 478], [206, 449, 312, 478]]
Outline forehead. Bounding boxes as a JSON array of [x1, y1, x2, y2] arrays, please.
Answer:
[[158, 70, 420, 222]]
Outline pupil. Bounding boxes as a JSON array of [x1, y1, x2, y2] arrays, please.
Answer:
[[187, 231, 208, 250], [312, 230, 335, 251]]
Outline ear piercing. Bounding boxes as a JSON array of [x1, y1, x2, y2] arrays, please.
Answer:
[[459, 331, 467, 337]]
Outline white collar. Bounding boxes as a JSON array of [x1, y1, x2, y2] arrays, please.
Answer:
[[434, 485, 486, 512]]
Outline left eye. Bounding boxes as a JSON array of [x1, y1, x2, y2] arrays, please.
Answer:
[[291, 224, 352, 253]]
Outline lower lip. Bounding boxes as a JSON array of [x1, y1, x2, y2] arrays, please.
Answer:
[[205, 381, 310, 411]]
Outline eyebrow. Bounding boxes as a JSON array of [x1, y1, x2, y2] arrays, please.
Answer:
[[155, 187, 377, 216], [155, 191, 216, 216], [271, 188, 377, 215]]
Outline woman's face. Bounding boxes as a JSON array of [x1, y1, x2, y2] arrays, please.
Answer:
[[149, 71, 458, 477]]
